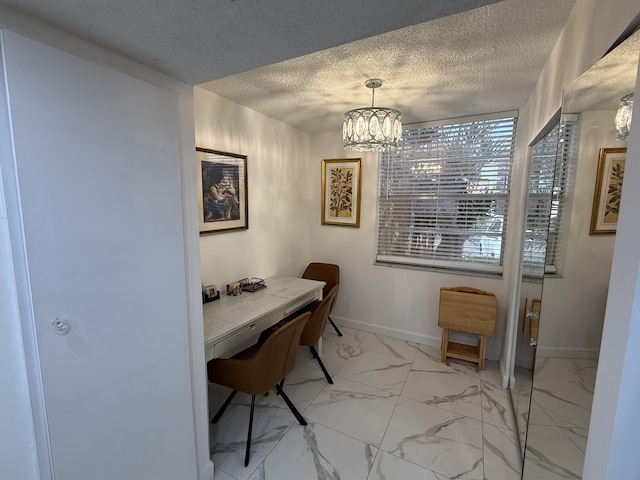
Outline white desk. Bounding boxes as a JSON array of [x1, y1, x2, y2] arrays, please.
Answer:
[[203, 276, 325, 361]]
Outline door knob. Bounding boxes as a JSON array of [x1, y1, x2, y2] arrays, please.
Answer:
[[52, 318, 70, 336]]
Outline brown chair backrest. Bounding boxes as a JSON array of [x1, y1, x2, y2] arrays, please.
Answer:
[[209, 312, 310, 395], [299, 285, 338, 347], [302, 262, 340, 311]]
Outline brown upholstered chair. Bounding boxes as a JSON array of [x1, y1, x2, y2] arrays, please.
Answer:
[[302, 262, 342, 336], [207, 312, 310, 467], [299, 285, 338, 384]]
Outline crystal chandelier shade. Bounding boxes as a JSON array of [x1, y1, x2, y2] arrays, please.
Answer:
[[615, 92, 633, 141], [343, 79, 402, 152]]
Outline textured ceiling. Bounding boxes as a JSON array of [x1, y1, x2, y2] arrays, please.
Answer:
[[563, 30, 640, 114], [200, 0, 577, 133], [0, 0, 578, 134]]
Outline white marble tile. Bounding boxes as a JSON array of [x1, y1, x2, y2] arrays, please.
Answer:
[[303, 376, 398, 447], [209, 400, 296, 480], [528, 397, 555, 426], [412, 343, 481, 375], [246, 421, 376, 480], [367, 450, 441, 480], [482, 379, 516, 431], [294, 343, 348, 378], [523, 424, 584, 480], [480, 360, 504, 387], [322, 325, 369, 351], [483, 423, 521, 480], [531, 379, 594, 428], [335, 349, 412, 395], [262, 371, 326, 412], [380, 397, 483, 479], [355, 333, 418, 361], [401, 365, 482, 421]]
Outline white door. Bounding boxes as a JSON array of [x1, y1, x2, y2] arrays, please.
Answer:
[[2, 31, 197, 479]]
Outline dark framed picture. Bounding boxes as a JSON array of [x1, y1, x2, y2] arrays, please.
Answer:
[[321, 158, 362, 227], [197, 147, 248, 234], [590, 147, 625, 235]]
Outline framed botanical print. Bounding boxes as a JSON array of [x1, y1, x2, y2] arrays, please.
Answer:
[[321, 158, 362, 227], [590, 147, 625, 234], [197, 147, 248, 234]]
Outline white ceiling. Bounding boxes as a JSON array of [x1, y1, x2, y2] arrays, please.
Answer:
[[1, 0, 578, 134]]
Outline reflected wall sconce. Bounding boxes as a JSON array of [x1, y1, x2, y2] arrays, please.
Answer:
[[343, 78, 402, 152], [615, 92, 633, 141]]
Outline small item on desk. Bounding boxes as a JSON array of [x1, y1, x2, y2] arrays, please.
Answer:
[[239, 277, 266, 292], [227, 282, 242, 296], [204, 284, 220, 303]]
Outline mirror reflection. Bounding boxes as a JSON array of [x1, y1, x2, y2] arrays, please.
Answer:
[[512, 28, 640, 479]]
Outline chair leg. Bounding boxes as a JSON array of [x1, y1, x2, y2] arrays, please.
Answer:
[[275, 384, 307, 426], [328, 316, 343, 336], [211, 389, 237, 424], [244, 395, 255, 467], [310, 345, 333, 384], [275, 378, 284, 395]]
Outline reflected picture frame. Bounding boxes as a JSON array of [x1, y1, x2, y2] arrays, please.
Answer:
[[197, 147, 248, 234], [321, 158, 362, 227], [590, 147, 626, 235]]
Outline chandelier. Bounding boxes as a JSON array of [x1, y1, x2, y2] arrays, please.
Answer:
[[343, 79, 402, 152], [615, 92, 633, 141]]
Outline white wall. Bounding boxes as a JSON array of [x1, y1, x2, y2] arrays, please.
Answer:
[[0, 9, 211, 480], [537, 110, 618, 358], [194, 87, 313, 287], [510, 0, 640, 477], [308, 132, 513, 361]]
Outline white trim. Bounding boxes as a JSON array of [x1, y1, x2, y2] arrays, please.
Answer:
[[404, 109, 519, 130], [332, 315, 501, 362], [535, 346, 600, 359]]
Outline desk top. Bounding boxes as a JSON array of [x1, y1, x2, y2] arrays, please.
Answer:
[[203, 275, 325, 348]]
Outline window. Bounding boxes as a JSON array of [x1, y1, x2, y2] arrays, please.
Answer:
[[525, 118, 580, 276], [376, 113, 518, 274]]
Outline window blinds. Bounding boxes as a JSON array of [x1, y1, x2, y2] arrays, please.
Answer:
[[376, 115, 518, 274], [525, 119, 580, 276]]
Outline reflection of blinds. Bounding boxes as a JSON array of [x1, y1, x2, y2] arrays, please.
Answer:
[[376, 113, 517, 274], [524, 119, 580, 276]]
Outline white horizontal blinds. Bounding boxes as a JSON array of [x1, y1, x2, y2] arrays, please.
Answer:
[[377, 115, 517, 273], [549, 119, 580, 273], [525, 123, 559, 276], [524, 119, 580, 275]]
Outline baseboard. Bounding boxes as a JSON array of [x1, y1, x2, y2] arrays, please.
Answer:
[[200, 460, 214, 480], [536, 346, 600, 359], [499, 356, 510, 389], [331, 315, 501, 362]]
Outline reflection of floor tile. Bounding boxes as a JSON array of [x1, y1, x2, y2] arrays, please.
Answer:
[[380, 397, 483, 479], [402, 365, 482, 420], [246, 421, 376, 480], [523, 424, 584, 480], [531, 379, 594, 428], [561, 426, 589, 453], [303, 376, 398, 447], [483, 423, 522, 480], [336, 349, 412, 395]]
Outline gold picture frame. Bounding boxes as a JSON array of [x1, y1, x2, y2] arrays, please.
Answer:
[[590, 147, 626, 235], [321, 158, 362, 227], [197, 147, 248, 234]]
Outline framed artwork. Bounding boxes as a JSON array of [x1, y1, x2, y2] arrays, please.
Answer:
[[197, 147, 248, 234], [590, 147, 626, 235], [321, 158, 362, 227]]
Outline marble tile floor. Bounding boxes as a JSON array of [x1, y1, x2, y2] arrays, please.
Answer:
[[522, 357, 598, 480], [208, 325, 522, 480]]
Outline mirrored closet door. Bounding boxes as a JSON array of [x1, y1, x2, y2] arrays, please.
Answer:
[[513, 27, 640, 479]]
